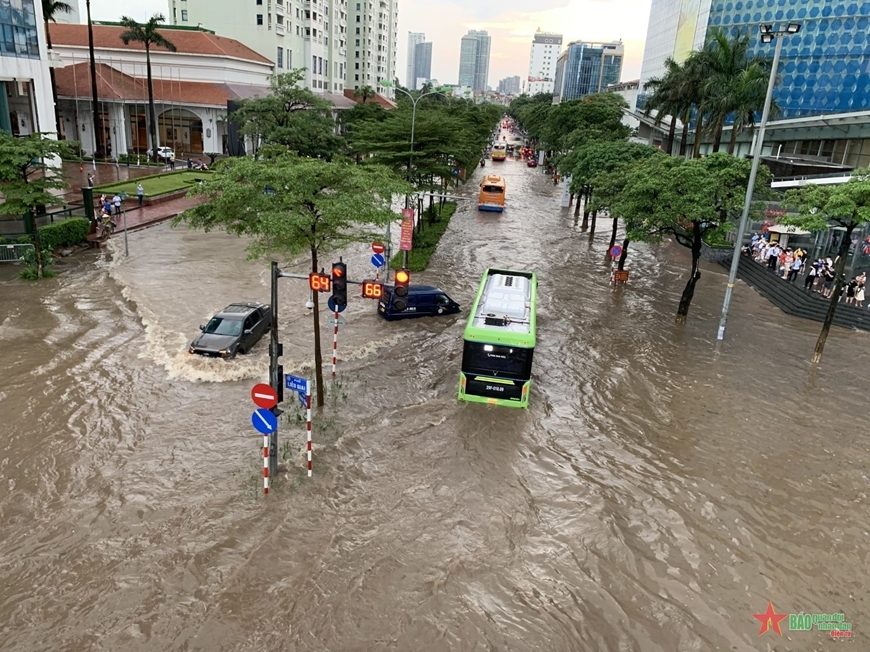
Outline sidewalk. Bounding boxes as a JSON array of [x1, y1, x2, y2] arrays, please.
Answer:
[[116, 194, 209, 233]]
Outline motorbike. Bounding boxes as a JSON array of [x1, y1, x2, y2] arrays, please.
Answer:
[[480, 159, 485, 167]]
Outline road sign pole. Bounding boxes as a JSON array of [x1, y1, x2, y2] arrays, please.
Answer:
[[263, 433, 269, 494], [306, 380, 312, 477], [268, 261, 279, 479], [332, 308, 339, 378]]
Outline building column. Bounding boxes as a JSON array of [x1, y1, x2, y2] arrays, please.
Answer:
[[108, 102, 128, 156], [0, 82, 11, 134]]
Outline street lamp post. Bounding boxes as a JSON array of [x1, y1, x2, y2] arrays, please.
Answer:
[[716, 22, 801, 342], [379, 81, 452, 268]]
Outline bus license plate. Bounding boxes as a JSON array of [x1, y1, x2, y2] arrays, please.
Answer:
[[487, 398, 498, 404]]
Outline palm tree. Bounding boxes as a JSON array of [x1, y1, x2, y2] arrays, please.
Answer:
[[119, 14, 176, 161], [724, 63, 776, 154], [697, 28, 771, 153], [354, 85, 376, 103], [643, 57, 683, 155], [42, 0, 73, 136]]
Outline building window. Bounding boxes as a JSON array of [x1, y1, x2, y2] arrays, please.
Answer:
[[355, 27, 360, 34], [355, 50, 359, 58], [355, 74, 359, 81], [0, 0, 40, 59], [277, 46, 283, 68], [257, 14, 263, 25], [257, 0, 262, 4], [181, 9, 188, 21], [356, 16, 360, 22], [355, 62, 359, 69]]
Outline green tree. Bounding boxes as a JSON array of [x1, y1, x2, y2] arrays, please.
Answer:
[[782, 175, 870, 363], [232, 70, 341, 159], [119, 14, 177, 161], [614, 152, 769, 322], [552, 94, 631, 172], [354, 85, 377, 103], [573, 141, 665, 255], [0, 132, 74, 278], [175, 154, 411, 407], [42, 0, 74, 133], [698, 28, 773, 153]]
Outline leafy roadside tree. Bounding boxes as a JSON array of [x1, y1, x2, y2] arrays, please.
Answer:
[[614, 152, 769, 322], [782, 175, 870, 363], [545, 94, 630, 164], [232, 70, 341, 159], [119, 14, 176, 161], [572, 141, 665, 254], [175, 154, 411, 407], [42, 0, 74, 133], [0, 132, 75, 278]]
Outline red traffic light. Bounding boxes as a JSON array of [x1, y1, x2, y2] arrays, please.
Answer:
[[361, 281, 383, 299]]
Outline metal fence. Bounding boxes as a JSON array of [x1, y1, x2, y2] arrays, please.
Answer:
[[0, 243, 34, 263]]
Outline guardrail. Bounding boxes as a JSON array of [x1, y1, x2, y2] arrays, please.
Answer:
[[0, 243, 34, 263]]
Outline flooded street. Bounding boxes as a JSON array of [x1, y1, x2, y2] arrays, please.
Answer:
[[2, 133, 869, 651]]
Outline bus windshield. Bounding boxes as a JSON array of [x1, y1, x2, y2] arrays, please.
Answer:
[[462, 341, 532, 379]]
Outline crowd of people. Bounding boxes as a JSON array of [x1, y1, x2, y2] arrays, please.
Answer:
[[745, 233, 867, 307]]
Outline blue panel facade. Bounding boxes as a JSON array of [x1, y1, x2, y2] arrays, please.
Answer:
[[0, 0, 40, 59], [559, 43, 624, 102], [708, 0, 870, 118]]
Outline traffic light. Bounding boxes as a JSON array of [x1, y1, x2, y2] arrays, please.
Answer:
[[331, 261, 347, 306], [393, 268, 410, 312]]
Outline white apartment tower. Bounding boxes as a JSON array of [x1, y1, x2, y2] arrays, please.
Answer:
[[347, 0, 398, 99], [526, 29, 562, 95], [406, 31, 424, 89], [167, 0, 349, 94]]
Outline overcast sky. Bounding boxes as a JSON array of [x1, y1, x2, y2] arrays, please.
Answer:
[[82, 0, 652, 86]]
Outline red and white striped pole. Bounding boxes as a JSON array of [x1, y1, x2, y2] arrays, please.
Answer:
[[305, 380, 312, 477], [332, 308, 338, 378], [263, 432, 269, 494]]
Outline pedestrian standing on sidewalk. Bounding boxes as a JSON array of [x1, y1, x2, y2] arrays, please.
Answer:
[[767, 243, 781, 271], [856, 274, 866, 308], [87, 173, 94, 188], [113, 193, 122, 216], [787, 254, 802, 282], [804, 260, 818, 290], [137, 183, 144, 207]]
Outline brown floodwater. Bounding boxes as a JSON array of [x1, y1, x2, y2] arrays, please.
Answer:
[[1, 132, 869, 651]]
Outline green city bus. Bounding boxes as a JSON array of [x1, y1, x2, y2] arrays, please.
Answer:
[[458, 268, 537, 408]]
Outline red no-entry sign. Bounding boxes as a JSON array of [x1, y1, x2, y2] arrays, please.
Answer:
[[371, 242, 385, 254], [251, 383, 278, 409]]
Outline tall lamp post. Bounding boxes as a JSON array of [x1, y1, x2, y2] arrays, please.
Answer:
[[716, 22, 801, 342], [379, 81, 452, 268]]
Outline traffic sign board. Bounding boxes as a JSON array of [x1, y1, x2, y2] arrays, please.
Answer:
[[372, 242, 385, 254], [285, 374, 308, 393], [371, 253, 385, 268], [252, 408, 278, 434], [251, 383, 278, 409], [610, 245, 623, 258], [327, 296, 347, 313], [297, 390, 307, 407]]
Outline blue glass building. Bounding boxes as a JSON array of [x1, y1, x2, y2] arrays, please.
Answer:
[[553, 40, 624, 103], [708, 0, 870, 118]]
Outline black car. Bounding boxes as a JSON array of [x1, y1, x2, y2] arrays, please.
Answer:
[[189, 302, 271, 358]]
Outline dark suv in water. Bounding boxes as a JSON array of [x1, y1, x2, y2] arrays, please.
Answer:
[[189, 302, 271, 358]]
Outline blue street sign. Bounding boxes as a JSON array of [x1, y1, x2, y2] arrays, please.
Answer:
[[285, 374, 308, 393], [327, 296, 347, 313], [251, 408, 278, 434], [371, 253, 385, 268], [297, 390, 307, 407]]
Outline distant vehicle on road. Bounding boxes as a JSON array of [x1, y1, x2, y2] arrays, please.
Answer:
[[527, 158, 538, 168], [189, 302, 271, 358], [458, 268, 537, 408], [156, 146, 175, 161], [378, 285, 460, 321], [491, 143, 507, 161]]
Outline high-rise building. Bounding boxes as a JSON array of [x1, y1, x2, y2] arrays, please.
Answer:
[[54, 0, 81, 24], [638, 0, 870, 118], [527, 29, 562, 95], [413, 41, 432, 89], [1, 0, 57, 138], [458, 30, 491, 92], [553, 40, 624, 104], [346, 0, 398, 99], [167, 0, 348, 94], [406, 31, 424, 88], [497, 76, 521, 95]]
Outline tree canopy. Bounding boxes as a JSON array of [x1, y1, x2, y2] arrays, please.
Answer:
[[175, 153, 411, 406], [232, 71, 342, 159]]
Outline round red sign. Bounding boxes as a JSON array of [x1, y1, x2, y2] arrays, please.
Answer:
[[371, 242, 385, 254], [251, 383, 278, 409]]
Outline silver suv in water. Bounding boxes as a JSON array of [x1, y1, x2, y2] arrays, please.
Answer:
[[189, 303, 271, 358]]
